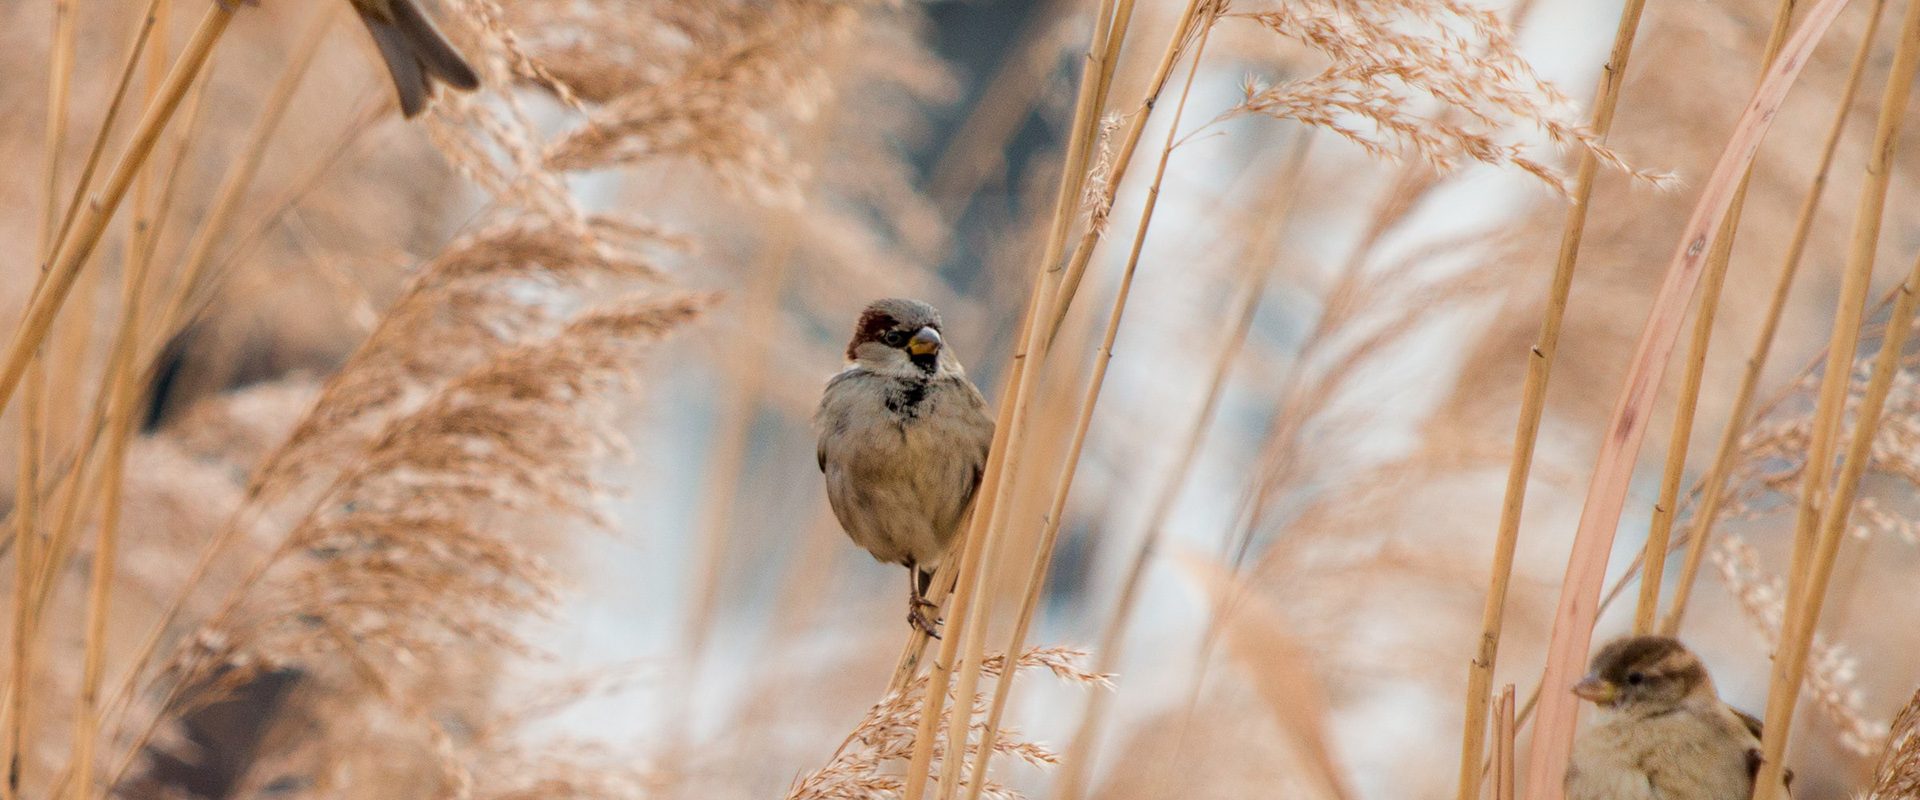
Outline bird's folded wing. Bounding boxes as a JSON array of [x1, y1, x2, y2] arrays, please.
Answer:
[[1734, 707, 1793, 794]]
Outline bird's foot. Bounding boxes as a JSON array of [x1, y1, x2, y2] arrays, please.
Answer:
[[908, 598, 942, 639]]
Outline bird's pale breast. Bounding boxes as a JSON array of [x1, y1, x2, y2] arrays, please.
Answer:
[[1568, 704, 1762, 800], [816, 370, 991, 569]]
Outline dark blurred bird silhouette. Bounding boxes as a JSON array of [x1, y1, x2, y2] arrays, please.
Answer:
[[349, 0, 480, 117]]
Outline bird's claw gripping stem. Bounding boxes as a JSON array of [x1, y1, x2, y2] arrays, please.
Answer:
[[908, 597, 942, 639]]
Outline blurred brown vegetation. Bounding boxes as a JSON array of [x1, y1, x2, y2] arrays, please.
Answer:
[[1, 0, 1919, 799]]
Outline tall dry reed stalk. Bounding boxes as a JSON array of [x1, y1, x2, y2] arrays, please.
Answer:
[[1456, 2, 1650, 794], [1751, 2, 1920, 795], [1522, 3, 1856, 793]]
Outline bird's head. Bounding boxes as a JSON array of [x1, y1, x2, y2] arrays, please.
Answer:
[[846, 298, 955, 378], [1573, 635, 1714, 715]]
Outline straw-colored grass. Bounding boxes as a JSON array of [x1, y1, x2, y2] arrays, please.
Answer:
[[6, 1, 1920, 798]]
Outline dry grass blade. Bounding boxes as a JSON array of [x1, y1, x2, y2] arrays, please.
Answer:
[[3, 0, 80, 793], [36, 0, 167, 302], [0, 3, 232, 422], [1494, 685, 1516, 800], [1522, 2, 1854, 794], [1633, 0, 1799, 635], [1179, 552, 1351, 800], [962, 12, 1217, 798], [1660, 0, 1892, 637], [898, 1, 1131, 797], [1055, 136, 1312, 800], [1753, 2, 1920, 795], [1455, 1, 1650, 795], [71, 0, 186, 792], [1754, 243, 1920, 798]]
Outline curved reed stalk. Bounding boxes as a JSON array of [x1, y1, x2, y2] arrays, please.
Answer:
[[1660, 0, 1892, 636], [1522, 1, 1856, 794], [1753, 5, 1920, 794], [1632, 0, 1798, 635], [1480, 283, 1906, 781], [1455, 2, 1650, 796]]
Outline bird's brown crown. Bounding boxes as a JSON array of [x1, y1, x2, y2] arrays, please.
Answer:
[[1587, 635, 1710, 708], [847, 298, 944, 360]]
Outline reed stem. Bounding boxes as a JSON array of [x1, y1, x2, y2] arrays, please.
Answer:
[[70, 1, 175, 793], [1053, 137, 1311, 800], [2, 0, 80, 794], [963, 13, 1216, 799], [0, 3, 233, 423], [1659, 0, 1891, 636], [1753, 3, 1920, 794], [1632, 0, 1798, 635], [1455, 2, 1649, 796], [902, 2, 1131, 796], [1521, 1, 1854, 793]]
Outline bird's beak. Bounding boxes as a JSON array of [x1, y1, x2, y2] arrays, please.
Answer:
[[1572, 674, 1618, 706], [908, 326, 943, 357]]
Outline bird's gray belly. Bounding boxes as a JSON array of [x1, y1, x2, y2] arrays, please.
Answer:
[[821, 403, 976, 568], [1568, 712, 1756, 800]]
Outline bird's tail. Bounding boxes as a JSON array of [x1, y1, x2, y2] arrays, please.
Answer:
[[357, 1, 481, 118]]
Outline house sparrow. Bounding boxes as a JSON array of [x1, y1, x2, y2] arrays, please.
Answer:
[[349, 0, 481, 118], [816, 299, 994, 637], [1567, 635, 1790, 800]]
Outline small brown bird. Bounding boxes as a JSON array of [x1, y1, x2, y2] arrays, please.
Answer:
[[816, 299, 994, 636], [1567, 635, 1790, 800], [349, 0, 481, 118]]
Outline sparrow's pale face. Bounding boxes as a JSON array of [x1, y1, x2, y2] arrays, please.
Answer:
[[845, 298, 953, 378], [1574, 635, 1711, 714]]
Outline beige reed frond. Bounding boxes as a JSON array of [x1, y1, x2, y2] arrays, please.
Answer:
[[787, 647, 1109, 800], [157, 293, 712, 746], [1220, 0, 1671, 193], [1712, 532, 1887, 755], [255, 217, 667, 503], [539, 0, 874, 205]]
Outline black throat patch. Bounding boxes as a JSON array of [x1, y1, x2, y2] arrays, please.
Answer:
[[886, 377, 931, 417]]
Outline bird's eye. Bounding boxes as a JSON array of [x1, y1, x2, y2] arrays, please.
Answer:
[[882, 331, 908, 347], [1625, 671, 1645, 685]]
